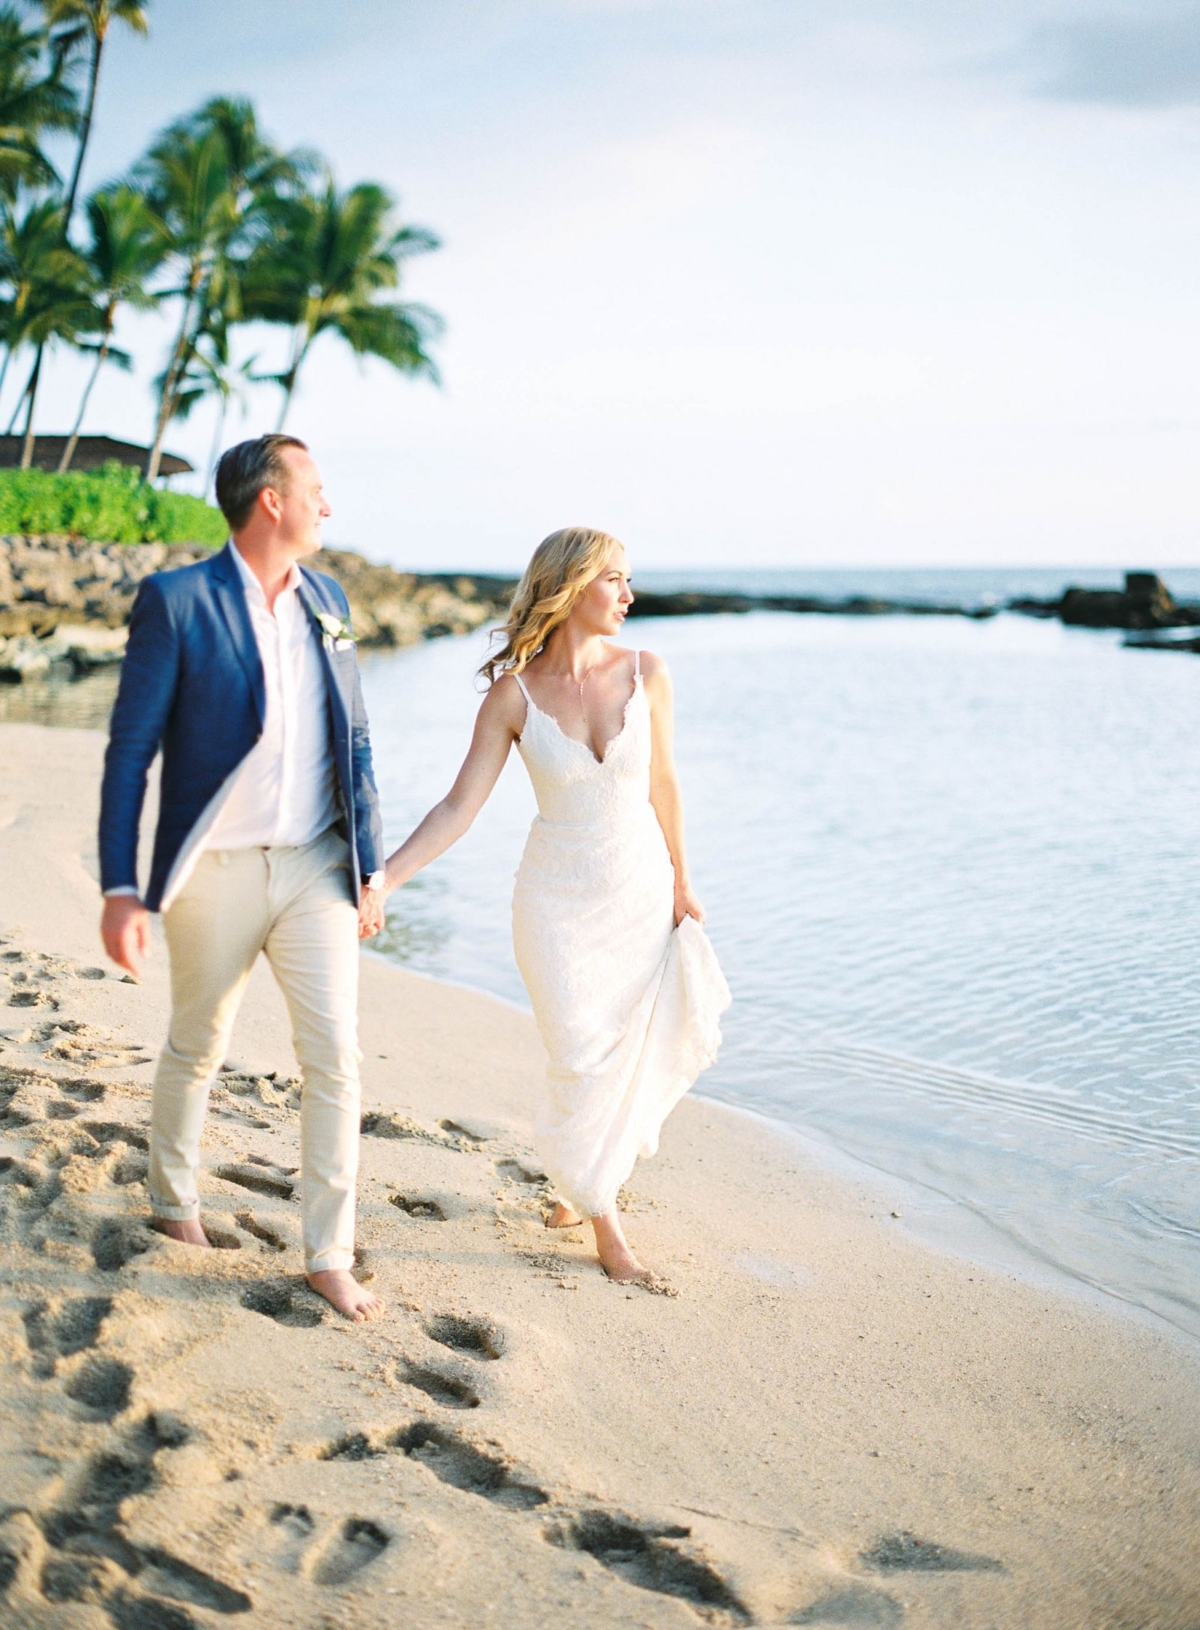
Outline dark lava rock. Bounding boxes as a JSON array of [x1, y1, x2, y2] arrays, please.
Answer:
[[1057, 571, 1199, 630]]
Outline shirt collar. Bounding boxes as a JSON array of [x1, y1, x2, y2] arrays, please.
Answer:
[[229, 540, 302, 606]]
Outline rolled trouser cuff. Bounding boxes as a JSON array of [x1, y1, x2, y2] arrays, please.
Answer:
[[305, 1249, 355, 1274], [149, 1199, 199, 1222]]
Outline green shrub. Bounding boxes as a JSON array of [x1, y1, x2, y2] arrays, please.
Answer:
[[0, 461, 226, 545]]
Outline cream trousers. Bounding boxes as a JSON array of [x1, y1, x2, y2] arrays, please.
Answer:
[[148, 828, 361, 1273]]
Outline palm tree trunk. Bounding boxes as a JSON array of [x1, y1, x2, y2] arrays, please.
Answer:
[[19, 349, 43, 469], [145, 281, 199, 481], [275, 325, 312, 430], [206, 396, 228, 492], [6, 390, 26, 437], [275, 375, 296, 431], [58, 327, 112, 473], [64, 35, 103, 228], [7, 352, 36, 435]]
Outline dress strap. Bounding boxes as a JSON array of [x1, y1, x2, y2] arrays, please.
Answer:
[[634, 649, 642, 681], [511, 669, 533, 704]]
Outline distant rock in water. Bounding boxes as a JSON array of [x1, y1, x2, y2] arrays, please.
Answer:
[[626, 590, 998, 621], [1014, 571, 1200, 631]]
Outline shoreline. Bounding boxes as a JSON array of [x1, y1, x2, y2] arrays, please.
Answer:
[[2, 720, 1200, 1627], [4, 541, 1200, 686], [363, 948, 1199, 1358]]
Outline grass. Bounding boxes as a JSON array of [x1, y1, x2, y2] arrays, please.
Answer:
[[0, 461, 226, 545]]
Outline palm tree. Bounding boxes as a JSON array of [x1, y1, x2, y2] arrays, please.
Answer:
[[57, 182, 165, 470], [0, 194, 95, 464], [0, 194, 73, 403], [163, 315, 257, 490], [137, 96, 307, 480], [243, 174, 440, 428], [37, 0, 150, 225], [0, 5, 77, 194]]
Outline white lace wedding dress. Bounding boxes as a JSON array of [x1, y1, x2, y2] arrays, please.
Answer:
[[510, 652, 731, 1217]]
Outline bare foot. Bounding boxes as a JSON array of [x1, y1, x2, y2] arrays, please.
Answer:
[[545, 1201, 583, 1229], [590, 1207, 670, 1288], [306, 1268, 383, 1322], [151, 1217, 211, 1247]]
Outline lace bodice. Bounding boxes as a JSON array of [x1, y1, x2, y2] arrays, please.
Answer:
[[513, 658, 650, 827]]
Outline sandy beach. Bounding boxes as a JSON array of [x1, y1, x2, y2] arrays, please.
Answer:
[[1, 719, 1199, 1629]]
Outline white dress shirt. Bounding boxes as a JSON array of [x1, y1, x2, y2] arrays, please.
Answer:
[[203, 543, 339, 852]]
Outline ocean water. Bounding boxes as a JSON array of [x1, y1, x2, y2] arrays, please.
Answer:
[[7, 567, 1198, 1342], [357, 581, 1200, 1346]]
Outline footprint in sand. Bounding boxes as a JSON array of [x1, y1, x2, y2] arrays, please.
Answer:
[[241, 1279, 325, 1328], [62, 1356, 135, 1419], [3, 948, 65, 1010], [54, 1076, 108, 1104], [493, 1156, 547, 1186], [306, 1517, 391, 1587], [860, 1531, 1003, 1575], [92, 1217, 155, 1272], [21, 1293, 113, 1377], [388, 1422, 548, 1510], [81, 1120, 150, 1162], [438, 1116, 509, 1144], [389, 1193, 448, 1220], [546, 1510, 748, 1623], [424, 1313, 505, 1361], [360, 1108, 476, 1151], [217, 1069, 299, 1115], [268, 1502, 315, 1573], [29, 1412, 251, 1624], [214, 1161, 296, 1201], [398, 1360, 480, 1410], [321, 1421, 546, 1510], [235, 1211, 290, 1252], [39, 1019, 152, 1068], [7, 986, 58, 1010], [269, 1493, 391, 1588]]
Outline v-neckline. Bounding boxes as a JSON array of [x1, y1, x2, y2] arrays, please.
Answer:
[[524, 675, 641, 766]]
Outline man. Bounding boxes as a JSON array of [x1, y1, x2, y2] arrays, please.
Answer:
[[99, 434, 386, 1321]]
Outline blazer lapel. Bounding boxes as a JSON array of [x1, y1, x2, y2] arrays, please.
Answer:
[[296, 574, 351, 728], [210, 544, 266, 728]]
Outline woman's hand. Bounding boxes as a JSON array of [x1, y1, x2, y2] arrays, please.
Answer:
[[674, 878, 705, 926], [358, 884, 385, 939]]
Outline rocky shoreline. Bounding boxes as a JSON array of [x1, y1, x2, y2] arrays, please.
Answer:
[[0, 536, 515, 681], [1, 537, 1197, 682]]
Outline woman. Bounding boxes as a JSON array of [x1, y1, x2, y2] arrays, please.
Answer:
[[380, 527, 730, 1287]]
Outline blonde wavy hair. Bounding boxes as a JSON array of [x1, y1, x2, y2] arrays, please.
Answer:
[[478, 526, 623, 686]]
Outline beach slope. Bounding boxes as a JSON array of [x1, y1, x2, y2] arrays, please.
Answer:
[[1, 721, 1198, 1629]]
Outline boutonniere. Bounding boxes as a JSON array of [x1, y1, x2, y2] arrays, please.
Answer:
[[315, 609, 355, 653]]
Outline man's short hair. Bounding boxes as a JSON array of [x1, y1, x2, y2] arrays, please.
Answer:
[[214, 434, 309, 530]]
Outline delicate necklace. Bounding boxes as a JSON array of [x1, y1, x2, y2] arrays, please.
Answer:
[[576, 657, 604, 715]]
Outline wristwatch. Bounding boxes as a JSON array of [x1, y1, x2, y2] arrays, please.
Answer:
[[365, 871, 386, 892]]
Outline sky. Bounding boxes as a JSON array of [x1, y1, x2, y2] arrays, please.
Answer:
[[21, 0, 1200, 570]]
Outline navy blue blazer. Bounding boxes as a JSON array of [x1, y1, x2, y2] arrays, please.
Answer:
[[99, 542, 384, 912]]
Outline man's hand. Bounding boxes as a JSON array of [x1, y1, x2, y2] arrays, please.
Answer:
[[101, 895, 152, 976], [358, 885, 385, 940]]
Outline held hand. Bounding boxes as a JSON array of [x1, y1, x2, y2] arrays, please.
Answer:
[[100, 895, 151, 976], [358, 885, 385, 940], [674, 879, 705, 926]]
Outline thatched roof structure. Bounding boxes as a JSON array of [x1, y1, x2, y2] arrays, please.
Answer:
[[0, 435, 193, 477]]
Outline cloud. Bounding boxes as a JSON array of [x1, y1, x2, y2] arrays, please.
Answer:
[[1023, 5, 1200, 106]]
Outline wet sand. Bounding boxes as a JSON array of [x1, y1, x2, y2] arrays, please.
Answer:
[[2, 720, 1199, 1629]]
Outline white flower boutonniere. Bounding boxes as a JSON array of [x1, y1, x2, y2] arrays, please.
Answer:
[[316, 610, 356, 653]]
